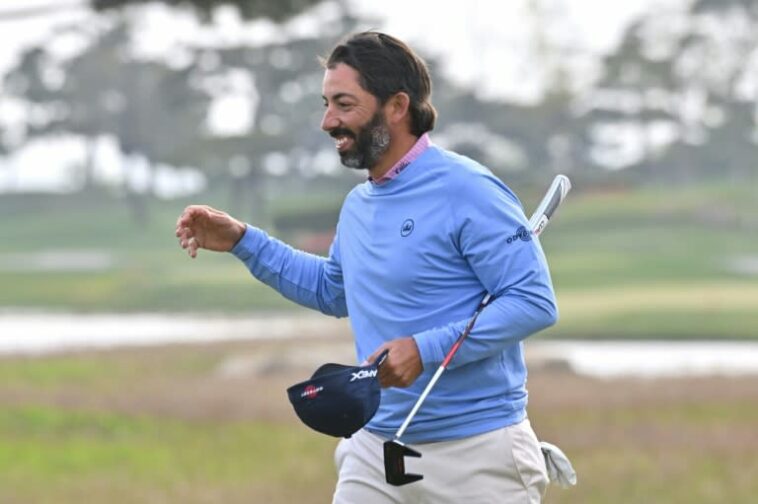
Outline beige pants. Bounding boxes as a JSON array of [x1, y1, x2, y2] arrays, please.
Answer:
[[332, 419, 548, 504]]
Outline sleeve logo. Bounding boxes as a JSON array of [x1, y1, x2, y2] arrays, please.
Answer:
[[506, 225, 532, 244]]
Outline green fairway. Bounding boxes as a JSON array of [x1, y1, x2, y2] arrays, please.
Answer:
[[1, 181, 756, 339]]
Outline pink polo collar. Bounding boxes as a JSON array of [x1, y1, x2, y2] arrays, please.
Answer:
[[370, 133, 430, 185]]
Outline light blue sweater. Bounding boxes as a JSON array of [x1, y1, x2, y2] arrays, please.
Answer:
[[231, 145, 557, 444]]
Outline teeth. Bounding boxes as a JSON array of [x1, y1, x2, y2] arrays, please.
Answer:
[[335, 137, 348, 149]]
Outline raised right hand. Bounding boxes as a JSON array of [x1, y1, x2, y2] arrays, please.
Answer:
[[175, 205, 246, 258]]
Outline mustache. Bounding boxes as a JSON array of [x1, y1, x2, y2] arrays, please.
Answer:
[[329, 128, 355, 139]]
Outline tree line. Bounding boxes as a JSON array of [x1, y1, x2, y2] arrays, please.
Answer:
[[1, 0, 756, 224]]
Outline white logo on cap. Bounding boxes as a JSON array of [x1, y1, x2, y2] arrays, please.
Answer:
[[350, 369, 378, 382]]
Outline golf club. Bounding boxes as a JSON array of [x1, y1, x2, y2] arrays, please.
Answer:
[[384, 174, 572, 486]]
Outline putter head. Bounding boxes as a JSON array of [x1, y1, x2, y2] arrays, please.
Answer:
[[383, 439, 423, 486]]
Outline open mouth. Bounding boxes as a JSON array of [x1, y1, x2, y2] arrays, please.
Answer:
[[334, 135, 354, 152], [330, 128, 355, 153]]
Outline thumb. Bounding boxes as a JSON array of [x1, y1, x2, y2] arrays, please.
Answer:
[[365, 343, 390, 367]]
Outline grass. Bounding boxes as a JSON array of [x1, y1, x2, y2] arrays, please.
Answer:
[[0, 407, 337, 504], [546, 281, 758, 339], [1, 342, 757, 503], [0, 348, 218, 388], [2, 176, 755, 503], [534, 400, 758, 504]]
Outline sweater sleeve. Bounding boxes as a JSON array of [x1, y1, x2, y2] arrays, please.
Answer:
[[412, 171, 557, 368], [230, 224, 348, 318]]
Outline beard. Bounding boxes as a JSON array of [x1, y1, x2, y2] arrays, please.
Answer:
[[331, 111, 391, 170]]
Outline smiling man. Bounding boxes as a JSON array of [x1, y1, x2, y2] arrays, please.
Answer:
[[323, 64, 393, 171], [176, 32, 557, 503]]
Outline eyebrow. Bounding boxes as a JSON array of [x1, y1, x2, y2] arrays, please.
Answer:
[[322, 92, 359, 102]]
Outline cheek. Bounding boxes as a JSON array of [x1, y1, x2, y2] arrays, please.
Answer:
[[353, 105, 378, 124]]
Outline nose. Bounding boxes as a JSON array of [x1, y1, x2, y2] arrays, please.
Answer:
[[320, 106, 339, 132]]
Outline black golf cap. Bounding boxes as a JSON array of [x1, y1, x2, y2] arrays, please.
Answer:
[[287, 350, 388, 438]]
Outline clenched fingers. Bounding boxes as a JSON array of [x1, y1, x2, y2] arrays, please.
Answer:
[[367, 337, 423, 389]]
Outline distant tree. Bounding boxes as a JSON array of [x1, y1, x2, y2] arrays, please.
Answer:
[[693, 0, 757, 13], [3, 1, 348, 225], [176, 11, 364, 224], [681, 0, 758, 183], [581, 0, 758, 184], [3, 44, 106, 189], [6, 0, 627, 227], [91, 0, 324, 22], [3, 18, 211, 225], [427, 63, 578, 186]]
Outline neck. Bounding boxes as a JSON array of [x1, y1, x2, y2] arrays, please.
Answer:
[[368, 133, 418, 180]]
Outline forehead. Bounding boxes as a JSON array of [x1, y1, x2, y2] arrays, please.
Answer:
[[322, 63, 372, 100]]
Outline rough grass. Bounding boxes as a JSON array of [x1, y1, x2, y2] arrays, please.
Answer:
[[529, 373, 758, 503], [0, 407, 337, 504], [1, 340, 757, 504]]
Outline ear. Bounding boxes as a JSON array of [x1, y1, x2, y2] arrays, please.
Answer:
[[385, 92, 411, 127]]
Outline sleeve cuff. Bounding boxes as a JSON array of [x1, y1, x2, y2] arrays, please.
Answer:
[[412, 325, 454, 367], [230, 224, 268, 261]]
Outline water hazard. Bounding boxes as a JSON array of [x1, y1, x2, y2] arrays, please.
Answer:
[[2, 313, 758, 378]]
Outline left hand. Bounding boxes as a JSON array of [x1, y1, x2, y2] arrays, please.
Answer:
[[175, 205, 246, 258], [366, 337, 423, 388]]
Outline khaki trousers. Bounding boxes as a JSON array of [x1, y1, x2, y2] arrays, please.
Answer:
[[332, 419, 548, 504]]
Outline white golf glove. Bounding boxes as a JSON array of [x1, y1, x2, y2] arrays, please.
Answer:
[[540, 441, 577, 488]]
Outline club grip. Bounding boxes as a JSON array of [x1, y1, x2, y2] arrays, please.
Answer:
[[529, 174, 571, 236]]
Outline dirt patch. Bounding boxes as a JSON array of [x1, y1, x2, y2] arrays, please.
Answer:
[[0, 338, 354, 422]]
